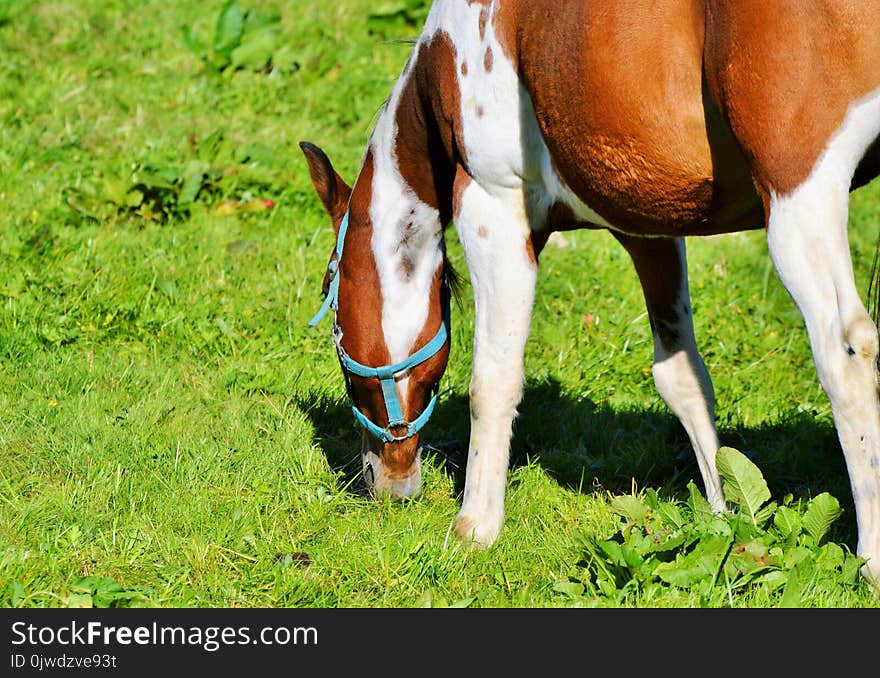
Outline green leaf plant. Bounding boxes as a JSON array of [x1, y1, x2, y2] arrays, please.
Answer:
[[576, 447, 864, 606], [62, 129, 278, 224], [181, 0, 283, 75]]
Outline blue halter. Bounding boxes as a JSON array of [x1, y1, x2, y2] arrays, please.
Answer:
[[309, 212, 448, 443]]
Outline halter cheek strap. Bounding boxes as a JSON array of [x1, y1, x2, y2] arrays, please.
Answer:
[[309, 211, 448, 443], [308, 212, 350, 327]]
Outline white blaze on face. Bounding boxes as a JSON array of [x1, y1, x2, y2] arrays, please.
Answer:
[[368, 51, 444, 404]]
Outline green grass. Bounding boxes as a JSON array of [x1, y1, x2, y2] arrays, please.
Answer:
[[1, 0, 879, 608]]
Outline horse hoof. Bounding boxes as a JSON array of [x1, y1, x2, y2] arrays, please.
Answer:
[[453, 512, 500, 547], [862, 561, 880, 595]]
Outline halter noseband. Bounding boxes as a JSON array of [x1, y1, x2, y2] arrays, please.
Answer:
[[309, 212, 448, 443]]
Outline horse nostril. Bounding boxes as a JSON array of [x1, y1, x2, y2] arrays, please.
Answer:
[[363, 460, 375, 487]]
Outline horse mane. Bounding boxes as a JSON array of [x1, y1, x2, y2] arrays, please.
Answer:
[[444, 255, 464, 309]]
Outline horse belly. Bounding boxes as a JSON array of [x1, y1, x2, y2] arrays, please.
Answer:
[[531, 95, 763, 237]]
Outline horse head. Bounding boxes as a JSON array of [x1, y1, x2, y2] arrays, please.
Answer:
[[300, 140, 452, 500]]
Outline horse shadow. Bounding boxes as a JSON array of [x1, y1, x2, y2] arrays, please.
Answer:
[[295, 377, 857, 546]]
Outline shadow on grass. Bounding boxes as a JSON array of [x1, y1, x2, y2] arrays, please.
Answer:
[[296, 376, 856, 547], [292, 393, 371, 495]]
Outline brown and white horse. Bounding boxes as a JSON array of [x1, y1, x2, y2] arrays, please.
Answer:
[[301, 0, 880, 586]]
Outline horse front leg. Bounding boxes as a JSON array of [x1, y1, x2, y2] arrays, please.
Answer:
[[452, 173, 538, 547], [615, 233, 725, 511], [767, 173, 880, 588]]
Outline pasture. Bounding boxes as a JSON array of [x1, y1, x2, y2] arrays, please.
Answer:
[[2, 0, 880, 607]]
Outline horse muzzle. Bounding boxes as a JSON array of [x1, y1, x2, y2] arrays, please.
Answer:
[[362, 446, 423, 500]]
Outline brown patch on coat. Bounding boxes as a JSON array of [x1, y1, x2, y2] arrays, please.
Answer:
[[398, 256, 415, 278], [478, 7, 489, 40], [369, 433, 422, 479], [524, 233, 541, 266], [481, 2, 749, 235], [488, 1, 878, 229], [486, 0, 519, 66], [394, 31, 464, 225], [483, 46, 493, 72], [508, 1, 721, 235], [461, 61, 468, 77], [477, 225, 488, 239]]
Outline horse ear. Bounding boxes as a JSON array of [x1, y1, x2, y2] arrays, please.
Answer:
[[299, 141, 352, 229]]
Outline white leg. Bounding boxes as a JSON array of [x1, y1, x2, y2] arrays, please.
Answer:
[[768, 173, 880, 587], [654, 345, 724, 510], [453, 177, 538, 546], [617, 235, 724, 510], [765, 87, 880, 588]]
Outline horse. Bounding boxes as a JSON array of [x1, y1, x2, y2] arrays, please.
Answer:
[[301, 0, 880, 587]]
